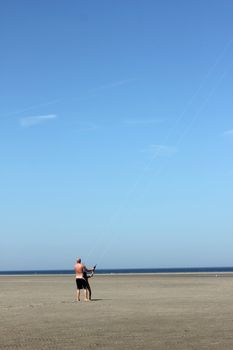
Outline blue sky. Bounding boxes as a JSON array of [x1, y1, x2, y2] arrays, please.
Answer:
[[0, 0, 233, 270]]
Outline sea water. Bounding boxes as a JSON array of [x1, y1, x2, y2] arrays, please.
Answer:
[[0, 267, 233, 275]]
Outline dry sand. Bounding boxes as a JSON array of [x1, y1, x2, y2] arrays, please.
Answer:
[[0, 274, 233, 349]]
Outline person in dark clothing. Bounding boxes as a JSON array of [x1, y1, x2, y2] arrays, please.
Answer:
[[83, 270, 94, 300]]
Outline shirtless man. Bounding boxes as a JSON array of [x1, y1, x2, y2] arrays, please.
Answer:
[[74, 258, 94, 301]]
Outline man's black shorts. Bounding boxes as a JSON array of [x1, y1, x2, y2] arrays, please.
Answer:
[[76, 278, 88, 290]]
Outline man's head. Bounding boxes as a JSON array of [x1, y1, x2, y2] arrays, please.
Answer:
[[77, 258, 81, 263]]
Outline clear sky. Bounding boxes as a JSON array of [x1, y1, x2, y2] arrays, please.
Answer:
[[0, 0, 233, 270]]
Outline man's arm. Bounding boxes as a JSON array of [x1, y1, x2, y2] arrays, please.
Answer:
[[84, 265, 94, 273]]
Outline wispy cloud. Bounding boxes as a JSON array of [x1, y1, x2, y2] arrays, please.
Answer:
[[223, 128, 233, 136], [142, 144, 178, 158], [20, 114, 57, 127], [90, 79, 135, 92], [67, 79, 135, 105], [124, 118, 164, 126], [1, 99, 60, 120]]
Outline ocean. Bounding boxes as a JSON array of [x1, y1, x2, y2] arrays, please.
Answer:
[[0, 267, 233, 275]]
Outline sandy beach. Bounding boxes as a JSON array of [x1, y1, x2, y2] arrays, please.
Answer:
[[0, 274, 233, 349]]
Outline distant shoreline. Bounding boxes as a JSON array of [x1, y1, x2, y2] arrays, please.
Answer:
[[1, 267, 233, 276], [1, 272, 233, 278]]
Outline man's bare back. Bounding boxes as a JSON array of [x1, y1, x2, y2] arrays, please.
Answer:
[[74, 262, 86, 279]]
